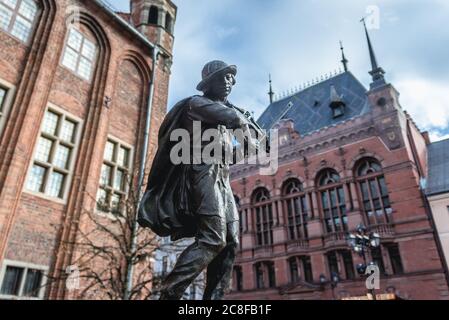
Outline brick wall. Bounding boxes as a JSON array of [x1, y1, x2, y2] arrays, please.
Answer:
[[0, 0, 174, 300], [228, 83, 449, 300]]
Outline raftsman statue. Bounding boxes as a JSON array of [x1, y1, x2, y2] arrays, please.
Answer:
[[138, 61, 264, 300]]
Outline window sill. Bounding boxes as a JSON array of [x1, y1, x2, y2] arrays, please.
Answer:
[[22, 190, 67, 205]]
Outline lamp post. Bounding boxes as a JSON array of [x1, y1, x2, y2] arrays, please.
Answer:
[[346, 224, 381, 300], [319, 272, 340, 300]]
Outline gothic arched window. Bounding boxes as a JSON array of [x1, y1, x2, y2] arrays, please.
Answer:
[[355, 158, 392, 225], [317, 169, 347, 233], [252, 188, 273, 246], [283, 179, 309, 240]]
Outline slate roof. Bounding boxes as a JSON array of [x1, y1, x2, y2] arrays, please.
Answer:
[[257, 71, 372, 135], [426, 138, 449, 196]]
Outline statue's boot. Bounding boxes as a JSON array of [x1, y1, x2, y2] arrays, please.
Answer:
[[159, 240, 223, 300], [203, 224, 238, 300]]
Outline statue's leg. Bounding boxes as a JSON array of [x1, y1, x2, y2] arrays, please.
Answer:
[[203, 221, 239, 300], [159, 215, 227, 300]]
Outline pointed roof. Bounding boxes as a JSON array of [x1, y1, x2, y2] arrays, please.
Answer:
[[361, 18, 387, 89], [257, 71, 371, 136]]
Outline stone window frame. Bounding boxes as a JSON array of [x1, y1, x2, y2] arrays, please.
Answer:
[[0, 0, 40, 44], [60, 25, 98, 82], [0, 259, 48, 300], [317, 169, 348, 234], [254, 261, 276, 289], [0, 78, 16, 138], [24, 103, 83, 204], [252, 187, 274, 246], [385, 243, 404, 275], [325, 249, 354, 281], [96, 136, 134, 218], [282, 178, 309, 240], [355, 158, 393, 225], [288, 255, 313, 283]]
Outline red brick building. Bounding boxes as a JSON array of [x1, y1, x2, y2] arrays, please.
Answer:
[[228, 28, 449, 300], [0, 0, 176, 299]]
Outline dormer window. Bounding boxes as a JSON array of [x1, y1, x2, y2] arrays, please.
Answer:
[[329, 85, 346, 118], [331, 103, 345, 118]]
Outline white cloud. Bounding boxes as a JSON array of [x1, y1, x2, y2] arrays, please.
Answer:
[[395, 77, 449, 131], [112, 0, 449, 140], [429, 131, 449, 142], [214, 26, 239, 40]]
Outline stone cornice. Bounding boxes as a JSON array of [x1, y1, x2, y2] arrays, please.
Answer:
[[231, 109, 404, 180]]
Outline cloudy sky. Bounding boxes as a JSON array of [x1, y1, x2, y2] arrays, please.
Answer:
[[112, 0, 449, 142]]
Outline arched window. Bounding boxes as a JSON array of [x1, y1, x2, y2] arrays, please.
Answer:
[[165, 12, 172, 32], [148, 6, 159, 25], [282, 179, 309, 240], [252, 188, 273, 246], [288, 256, 313, 283], [61, 26, 98, 81], [252, 187, 269, 203], [254, 261, 275, 289], [0, 0, 39, 43], [326, 250, 355, 280], [319, 169, 341, 185], [317, 169, 347, 233], [355, 158, 392, 224]]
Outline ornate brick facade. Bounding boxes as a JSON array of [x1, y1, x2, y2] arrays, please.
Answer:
[[228, 42, 449, 299], [0, 0, 176, 299]]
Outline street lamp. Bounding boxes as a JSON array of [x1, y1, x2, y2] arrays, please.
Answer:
[[319, 272, 340, 300], [346, 223, 381, 300]]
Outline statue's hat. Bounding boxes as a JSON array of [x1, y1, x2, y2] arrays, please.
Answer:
[[196, 60, 237, 91]]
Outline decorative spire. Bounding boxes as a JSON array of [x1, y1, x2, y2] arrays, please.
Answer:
[[340, 41, 349, 72], [361, 18, 386, 89], [268, 74, 274, 104]]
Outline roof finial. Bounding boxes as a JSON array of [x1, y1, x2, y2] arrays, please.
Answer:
[[268, 74, 275, 104], [361, 17, 386, 89], [340, 40, 349, 72]]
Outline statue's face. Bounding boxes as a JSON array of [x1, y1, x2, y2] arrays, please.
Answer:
[[204, 72, 235, 100]]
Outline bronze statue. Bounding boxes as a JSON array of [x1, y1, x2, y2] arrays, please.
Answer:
[[138, 60, 264, 300]]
